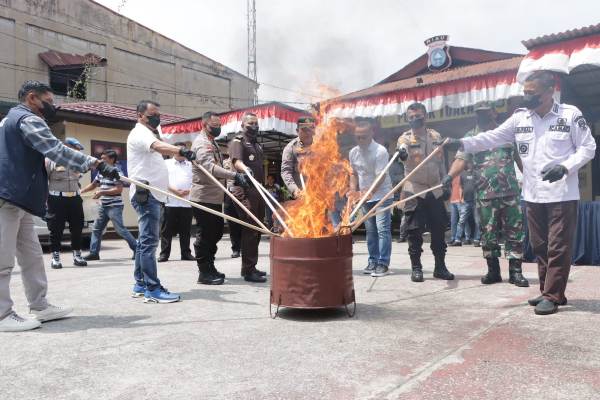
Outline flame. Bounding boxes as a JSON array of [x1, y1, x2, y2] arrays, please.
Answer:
[[283, 117, 355, 238]]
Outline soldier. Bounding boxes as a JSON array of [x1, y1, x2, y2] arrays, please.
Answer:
[[229, 113, 267, 283], [397, 102, 454, 283], [190, 111, 249, 285], [281, 116, 316, 197], [443, 101, 529, 287]]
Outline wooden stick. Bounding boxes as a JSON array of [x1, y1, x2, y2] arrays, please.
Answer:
[[349, 150, 399, 219], [193, 161, 270, 232], [299, 174, 306, 190], [350, 138, 449, 230], [239, 165, 293, 236], [366, 184, 443, 219], [254, 171, 292, 219], [120, 176, 275, 236]]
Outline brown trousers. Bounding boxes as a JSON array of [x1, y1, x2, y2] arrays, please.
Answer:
[[525, 201, 578, 303], [233, 188, 265, 275]]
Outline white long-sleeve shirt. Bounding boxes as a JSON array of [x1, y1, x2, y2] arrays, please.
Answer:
[[461, 102, 596, 203]]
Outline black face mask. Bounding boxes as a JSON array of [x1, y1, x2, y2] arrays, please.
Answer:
[[147, 114, 161, 129], [245, 125, 259, 138], [208, 126, 221, 137], [40, 100, 57, 121], [521, 93, 542, 110], [476, 114, 494, 128], [409, 117, 425, 130]]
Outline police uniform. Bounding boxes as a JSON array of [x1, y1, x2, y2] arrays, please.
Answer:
[[223, 158, 242, 256], [462, 101, 596, 306], [281, 137, 311, 194], [190, 130, 236, 283], [228, 132, 265, 277], [397, 128, 454, 280]]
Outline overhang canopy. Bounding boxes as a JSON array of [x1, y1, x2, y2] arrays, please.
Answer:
[[39, 50, 107, 70]]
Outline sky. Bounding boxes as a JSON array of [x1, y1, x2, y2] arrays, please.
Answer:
[[95, 0, 600, 108]]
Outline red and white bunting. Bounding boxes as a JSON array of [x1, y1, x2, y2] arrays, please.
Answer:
[[160, 103, 308, 144], [324, 70, 523, 119], [517, 34, 600, 82]]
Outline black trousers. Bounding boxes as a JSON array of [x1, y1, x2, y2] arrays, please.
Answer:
[[192, 202, 224, 265], [233, 188, 264, 274], [47, 195, 84, 252], [159, 206, 193, 259], [224, 196, 242, 252], [405, 193, 448, 259]]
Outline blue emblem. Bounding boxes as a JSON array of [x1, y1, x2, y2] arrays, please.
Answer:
[[430, 48, 447, 68]]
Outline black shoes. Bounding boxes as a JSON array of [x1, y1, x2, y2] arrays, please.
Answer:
[[231, 250, 241, 258], [253, 267, 267, 277], [209, 262, 226, 279], [433, 255, 455, 280], [528, 295, 567, 307], [411, 266, 424, 282], [508, 259, 529, 287], [448, 241, 462, 247], [481, 257, 502, 284], [83, 253, 100, 261], [197, 262, 224, 285], [181, 253, 196, 261], [244, 271, 267, 283], [157, 256, 169, 263], [534, 299, 558, 315]]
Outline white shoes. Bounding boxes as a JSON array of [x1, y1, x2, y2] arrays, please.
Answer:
[[0, 312, 42, 332], [29, 304, 73, 322]]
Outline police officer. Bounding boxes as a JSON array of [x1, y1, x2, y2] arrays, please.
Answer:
[[228, 113, 267, 283], [281, 116, 316, 197], [46, 137, 88, 269], [223, 155, 243, 258], [443, 101, 529, 287], [455, 71, 596, 315], [397, 102, 455, 283], [190, 111, 248, 285]]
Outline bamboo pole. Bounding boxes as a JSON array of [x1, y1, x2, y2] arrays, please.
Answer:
[[120, 176, 274, 236], [193, 161, 270, 233], [350, 138, 449, 230], [349, 150, 400, 219], [366, 184, 443, 220]]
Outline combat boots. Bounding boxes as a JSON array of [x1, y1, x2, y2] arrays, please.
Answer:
[[410, 254, 423, 282], [481, 257, 502, 284], [433, 254, 455, 280], [508, 259, 529, 287], [197, 262, 224, 285]]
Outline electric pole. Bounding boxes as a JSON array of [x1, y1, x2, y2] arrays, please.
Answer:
[[247, 0, 257, 105]]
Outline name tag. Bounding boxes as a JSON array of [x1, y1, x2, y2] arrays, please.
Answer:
[[515, 127, 534, 133], [549, 125, 571, 133], [409, 143, 421, 148]]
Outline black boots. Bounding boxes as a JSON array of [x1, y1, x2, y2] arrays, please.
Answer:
[[197, 262, 224, 285], [481, 257, 502, 284], [433, 254, 455, 280], [508, 259, 529, 287], [410, 254, 423, 282]]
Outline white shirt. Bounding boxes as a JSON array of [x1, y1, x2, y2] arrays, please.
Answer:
[[462, 102, 596, 203], [349, 140, 393, 203], [127, 122, 169, 203], [165, 158, 192, 208]]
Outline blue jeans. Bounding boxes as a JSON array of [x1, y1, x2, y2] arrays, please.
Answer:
[[450, 202, 461, 242], [89, 204, 137, 255], [362, 199, 392, 267], [457, 200, 480, 241], [131, 195, 162, 291]]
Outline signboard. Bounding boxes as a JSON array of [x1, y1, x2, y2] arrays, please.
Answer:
[[425, 35, 452, 72]]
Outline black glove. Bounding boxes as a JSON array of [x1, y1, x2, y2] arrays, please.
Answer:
[[397, 146, 408, 161], [97, 161, 120, 180], [541, 164, 567, 183], [441, 174, 453, 191], [179, 148, 196, 161], [234, 172, 249, 188]]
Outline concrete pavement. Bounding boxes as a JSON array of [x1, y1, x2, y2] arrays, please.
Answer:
[[2, 237, 599, 400]]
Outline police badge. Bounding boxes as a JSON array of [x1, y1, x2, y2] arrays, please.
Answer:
[[425, 35, 452, 72], [249, 154, 255, 161]]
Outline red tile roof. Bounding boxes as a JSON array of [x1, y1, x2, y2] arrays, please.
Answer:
[[58, 102, 185, 124], [522, 23, 600, 49]]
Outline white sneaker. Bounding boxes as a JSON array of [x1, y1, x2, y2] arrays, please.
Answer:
[[29, 304, 73, 322], [0, 312, 42, 332]]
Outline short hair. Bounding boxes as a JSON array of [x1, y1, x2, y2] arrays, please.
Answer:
[[407, 102, 427, 115], [173, 142, 187, 148], [102, 149, 118, 162], [136, 100, 160, 114], [525, 71, 556, 89], [18, 80, 53, 102], [203, 111, 219, 121], [243, 112, 257, 122]]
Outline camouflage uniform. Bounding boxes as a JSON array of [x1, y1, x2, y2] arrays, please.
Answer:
[[455, 127, 523, 259]]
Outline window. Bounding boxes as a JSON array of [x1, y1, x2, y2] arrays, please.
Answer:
[[49, 67, 87, 99]]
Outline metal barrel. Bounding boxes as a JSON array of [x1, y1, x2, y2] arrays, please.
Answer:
[[269, 234, 355, 309]]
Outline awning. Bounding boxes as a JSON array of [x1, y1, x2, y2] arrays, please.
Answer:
[[517, 33, 600, 82], [39, 50, 107, 70]]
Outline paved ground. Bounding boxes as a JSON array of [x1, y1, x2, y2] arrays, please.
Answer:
[[2, 236, 599, 400]]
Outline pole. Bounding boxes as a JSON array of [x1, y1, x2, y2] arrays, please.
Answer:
[[367, 184, 443, 219]]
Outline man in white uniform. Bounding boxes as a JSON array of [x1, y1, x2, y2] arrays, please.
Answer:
[[455, 71, 596, 315]]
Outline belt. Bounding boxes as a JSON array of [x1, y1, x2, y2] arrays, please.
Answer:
[[49, 191, 80, 198]]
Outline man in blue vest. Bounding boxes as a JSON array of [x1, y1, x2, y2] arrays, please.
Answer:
[[0, 81, 119, 332]]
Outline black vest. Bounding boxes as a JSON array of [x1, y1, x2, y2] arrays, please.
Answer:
[[0, 105, 48, 217]]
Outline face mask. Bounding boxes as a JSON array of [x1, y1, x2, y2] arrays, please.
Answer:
[[40, 100, 57, 121], [409, 117, 425, 130], [521, 93, 542, 110], [476, 114, 494, 127], [208, 126, 221, 137], [147, 114, 161, 129], [245, 125, 259, 137]]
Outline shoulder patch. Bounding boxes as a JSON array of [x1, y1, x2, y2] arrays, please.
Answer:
[[513, 108, 528, 114], [552, 103, 559, 113], [574, 115, 588, 130]]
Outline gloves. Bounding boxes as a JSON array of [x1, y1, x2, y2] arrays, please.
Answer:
[[97, 161, 120, 180], [179, 148, 196, 161], [441, 174, 453, 191], [397, 146, 408, 161], [234, 172, 250, 188], [541, 164, 567, 183]]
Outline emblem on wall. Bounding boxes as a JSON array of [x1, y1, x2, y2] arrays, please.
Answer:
[[425, 35, 452, 72]]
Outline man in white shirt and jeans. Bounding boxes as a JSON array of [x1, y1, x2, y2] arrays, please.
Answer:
[[158, 143, 195, 262], [127, 100, 196, 304], [455, 71, 596, 315]]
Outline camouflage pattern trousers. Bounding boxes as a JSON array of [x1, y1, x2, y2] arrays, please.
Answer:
[[476, 196, 524, 259]]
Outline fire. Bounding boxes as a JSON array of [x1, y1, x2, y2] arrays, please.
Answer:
[[283, 117, 355, 238]]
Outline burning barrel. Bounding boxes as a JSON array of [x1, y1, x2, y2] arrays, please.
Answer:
[[269, 233, 355, 317]]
